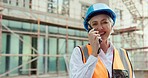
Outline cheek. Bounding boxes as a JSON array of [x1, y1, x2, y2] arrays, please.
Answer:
[[106, 27, 112, 34], [109, 28, 112, 33], [92, 26, 97, 29], [105, 25, 112, 31]]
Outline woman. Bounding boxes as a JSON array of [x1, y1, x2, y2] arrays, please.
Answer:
[[69, 3, 135, 78]]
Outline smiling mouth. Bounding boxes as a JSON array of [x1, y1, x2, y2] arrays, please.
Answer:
[[100, 32, 106, 36]]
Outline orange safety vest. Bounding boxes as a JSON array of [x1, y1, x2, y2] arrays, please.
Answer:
[[78, 44, 133, 78]]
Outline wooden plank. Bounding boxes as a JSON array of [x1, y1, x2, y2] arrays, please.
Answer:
[[2, 15, 85, 31], [112, 27, 140, 35], [125, 46, 148, 51]]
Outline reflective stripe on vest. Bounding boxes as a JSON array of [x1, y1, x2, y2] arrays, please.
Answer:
[[78, 44, 133, 78]]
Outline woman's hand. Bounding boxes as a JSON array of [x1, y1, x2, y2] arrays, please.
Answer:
[[88, 29, 101, 57]]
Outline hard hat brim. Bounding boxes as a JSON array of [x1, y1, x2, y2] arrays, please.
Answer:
[[84, 9, 116, 31]]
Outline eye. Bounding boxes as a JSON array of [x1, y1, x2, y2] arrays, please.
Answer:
[[103, 21, 109, 24], [92, 23, 98, 26]]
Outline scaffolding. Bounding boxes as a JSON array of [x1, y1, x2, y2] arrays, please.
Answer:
[[0, 0, 73, 77], [0, 0, 91, 77], [111, 0, 148, 78]]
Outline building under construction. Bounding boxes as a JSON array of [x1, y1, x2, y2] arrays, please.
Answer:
[[0, 0, 148, 78]]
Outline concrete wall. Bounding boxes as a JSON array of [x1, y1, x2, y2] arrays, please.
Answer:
[[69, 0, 81, 19], [69, 0, 96, 19]]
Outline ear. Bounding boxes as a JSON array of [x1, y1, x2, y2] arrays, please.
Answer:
[[110, 27, 114, 34]]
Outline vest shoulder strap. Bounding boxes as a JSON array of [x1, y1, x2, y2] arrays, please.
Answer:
[[77, 45, 86, 63], [78, 45, 89, 63], [117, 48, 129, 69], [82, 45, 89, 62], [117, 48, 133, 78]]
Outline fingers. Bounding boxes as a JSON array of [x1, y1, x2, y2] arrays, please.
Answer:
[[88, 28, 100, 40], [89, 28, 99, 34], [88, 29, 101, 56], [94, 34, 100, 40]]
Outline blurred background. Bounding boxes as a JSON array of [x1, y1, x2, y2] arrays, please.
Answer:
[[0, 0, 148, 78]]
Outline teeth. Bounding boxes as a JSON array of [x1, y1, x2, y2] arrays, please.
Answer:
[[100, 32, 105, 35]]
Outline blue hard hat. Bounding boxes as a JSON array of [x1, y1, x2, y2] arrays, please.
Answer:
[[84, 3, 116, 31]]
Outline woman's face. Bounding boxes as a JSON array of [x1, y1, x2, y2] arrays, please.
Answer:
[[89, 14, 113, 41]]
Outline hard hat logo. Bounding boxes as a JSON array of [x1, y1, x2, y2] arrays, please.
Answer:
[[84, 3, 116, 31]]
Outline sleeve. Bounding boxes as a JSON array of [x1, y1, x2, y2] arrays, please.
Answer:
[[133, 71, 135, 78], [69, 47, 98, 78]]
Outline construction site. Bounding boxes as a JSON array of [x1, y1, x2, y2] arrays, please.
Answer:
[[0, 0, 148, 78]]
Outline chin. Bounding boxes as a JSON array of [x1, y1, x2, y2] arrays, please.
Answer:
[[101, 37, 108, 41], [101, 35, 109, 39]]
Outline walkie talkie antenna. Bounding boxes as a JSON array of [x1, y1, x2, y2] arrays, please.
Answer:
[[82, 17, 93, 30]]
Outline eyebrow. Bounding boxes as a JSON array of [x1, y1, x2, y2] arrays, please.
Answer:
[[101, 19, 108, 22], [91, 18, 108, 24], [91, 21, 97, 24]]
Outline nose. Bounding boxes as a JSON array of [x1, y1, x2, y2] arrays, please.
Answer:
[[96, 25, 103, 31]]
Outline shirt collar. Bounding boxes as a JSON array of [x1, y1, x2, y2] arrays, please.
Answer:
[[99, 41, 114, 56]]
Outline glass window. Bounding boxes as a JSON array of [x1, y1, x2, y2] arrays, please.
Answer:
[[48, 26, 58, 33], [80, 31, 87, 37], [9, 21, 22, 29], [76, 40, 82, 46], [48, 38, 57, 72], [47, 0, 58, 13], [20, 0, 32, 8], [3, 0, 8, 3], [10, 0, 17, 6], [39, 25, 45, 32], [31, 37, 37, 74], [68, 39, 74, 54], [2, 19, 9, 27], [22, 35, 31, 75], [58, 39, 66, 72], [9, 34, 19, 75], [75, 30, 80, 36], [22, 22, 31, 30], [4, 34, 11, 74], [16, 0, 19, 6], [112, 35, 122, 47], [60, 0, 69, 16], [4, 0, 32, 8], [37, 37, 44, 74], [58, 39, 66, 54], [29, 0, 32, 9], [68, 29, 75, 36], [83, 41, 88, 45], [0, 33, 7, 74], [59, 27, 66, 35], [114, 8, 123, 20], [18, 36, 23, 75], [47, 0, 69, 16], [31, 24, 38, 32]]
